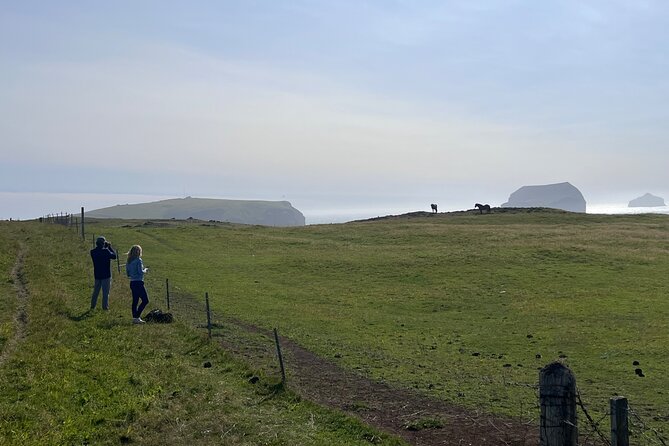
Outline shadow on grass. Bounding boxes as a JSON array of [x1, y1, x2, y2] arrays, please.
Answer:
[[68, 310, 126, 329], [255, 381, 287, 404], [183, 340, 210, 356], [97, 317, 127, 329], [68, 309, 94, 322]]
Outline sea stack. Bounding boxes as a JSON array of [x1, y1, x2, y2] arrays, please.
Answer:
[[628, 193, 666, 207], [501, 182, 586, 213]]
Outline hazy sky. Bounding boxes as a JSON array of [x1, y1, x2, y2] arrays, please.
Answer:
[[2, 1, 669, 218]]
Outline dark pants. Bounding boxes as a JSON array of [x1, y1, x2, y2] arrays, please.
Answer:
[[130, 281, 149, 318]]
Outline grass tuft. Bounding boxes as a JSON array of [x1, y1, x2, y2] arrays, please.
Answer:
[[404, 417, 446, 431]]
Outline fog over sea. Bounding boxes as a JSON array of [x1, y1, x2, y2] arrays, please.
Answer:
[[2, 192, 669, 225]]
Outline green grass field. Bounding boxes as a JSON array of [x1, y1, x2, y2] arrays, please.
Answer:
[[90, 211, 669, 430], [0, 221, 404, 445], [1, 210, 668, 443]]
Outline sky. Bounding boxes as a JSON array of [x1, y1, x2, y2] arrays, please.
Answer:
[[1, 1, 669, 221]]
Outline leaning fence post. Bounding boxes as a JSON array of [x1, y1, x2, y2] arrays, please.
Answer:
[[205, 292, 212, 339], [81, 207, 85, 240], [273, 328, 286, 386], [165, 278, 170, 311], [540, 362, 578, 446], [611, 396, 629, 446]]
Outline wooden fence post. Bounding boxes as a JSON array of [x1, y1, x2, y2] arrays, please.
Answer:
[[273, 328, 286, 386], [205, 292, 211, 339], [81, 207, 85, 240], [165, 278, 170, 311], [540, 362, 578, 445], [610, 396, 629, 446]]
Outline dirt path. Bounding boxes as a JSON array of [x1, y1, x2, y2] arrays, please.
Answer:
[[0, 245, 29, 366], [219, 318, 539, 446]]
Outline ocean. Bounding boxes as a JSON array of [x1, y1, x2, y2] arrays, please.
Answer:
[[586, 203, 669, 216]]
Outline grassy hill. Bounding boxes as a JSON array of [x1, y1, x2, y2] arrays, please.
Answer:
[[86, 197, 305, 227], [2, 209, 669, 444]]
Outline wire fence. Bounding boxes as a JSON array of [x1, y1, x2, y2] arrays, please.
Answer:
[[41, 212, 79, 228], [629, 404, 669, 446]]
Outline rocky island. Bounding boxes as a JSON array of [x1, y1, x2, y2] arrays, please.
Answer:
[[628, 193, 666, 207], [501, 182, 586, 213]]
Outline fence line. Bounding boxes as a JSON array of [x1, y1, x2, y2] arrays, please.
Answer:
[[41, 212, 83, 237]]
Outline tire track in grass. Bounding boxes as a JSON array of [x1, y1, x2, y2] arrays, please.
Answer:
[[168, 288, 539, 445], [219, 317, 539, 446], [0, 244, 28, 366]]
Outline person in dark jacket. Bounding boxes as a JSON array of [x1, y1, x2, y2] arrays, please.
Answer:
[[90, 236, 117, 310]]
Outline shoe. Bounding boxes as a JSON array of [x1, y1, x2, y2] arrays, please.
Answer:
[[132, 318, 145, 324]]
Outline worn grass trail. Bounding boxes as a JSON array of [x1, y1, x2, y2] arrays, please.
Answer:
[[208, 313, 539, 445], [0, 242, 28, 367], [0, 229, 25, 365], [0, 222, 403, 446]]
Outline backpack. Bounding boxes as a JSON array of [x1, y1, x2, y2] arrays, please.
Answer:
[[145, 308, 174, 323]]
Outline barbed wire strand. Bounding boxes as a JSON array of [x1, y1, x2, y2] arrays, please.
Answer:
[[576, 387, 611, 446], [629, 404, 668, 446]]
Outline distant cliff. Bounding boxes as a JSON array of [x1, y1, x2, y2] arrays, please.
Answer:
[[87, 197, 305, 226], [628, 193, 665, 208], [501, 182, 586, 213]]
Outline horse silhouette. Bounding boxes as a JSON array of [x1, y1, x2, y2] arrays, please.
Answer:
[[475, 203, 491, 214], [430, 204, 438, 213]]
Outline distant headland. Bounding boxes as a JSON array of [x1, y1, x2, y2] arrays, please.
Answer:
[[86, 197, 305, 227]]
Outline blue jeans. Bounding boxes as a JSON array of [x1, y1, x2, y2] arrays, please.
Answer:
[[91, 278, 111, 310], [130, 281, 149, 318]]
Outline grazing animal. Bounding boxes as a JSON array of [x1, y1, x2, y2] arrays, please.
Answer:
[[474, 203, 491, 214], [430, 203, 438, 213]]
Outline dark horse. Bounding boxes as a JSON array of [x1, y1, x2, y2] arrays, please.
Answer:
[[430, 203, 438, 213], [474, 203, 491, 214]]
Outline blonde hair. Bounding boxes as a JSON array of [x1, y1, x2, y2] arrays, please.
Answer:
[[127, 245, 142, 264]]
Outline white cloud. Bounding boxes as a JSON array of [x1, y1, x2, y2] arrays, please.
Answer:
[[2, 42, 585, 185]]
